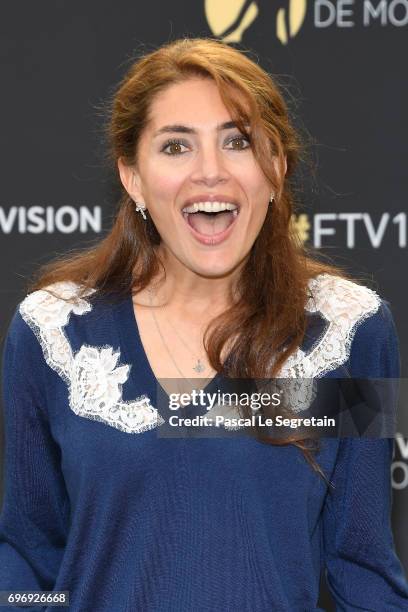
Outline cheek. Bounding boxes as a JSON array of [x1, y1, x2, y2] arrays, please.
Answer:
[[238, 164, 269, 196], [142, 156, 185, 198], [142, 174, 182, 234], [250, 205, 269, 235], [245, 180, 270, 232], [247, 184, 270, 223], [148, 175, 181, 201]]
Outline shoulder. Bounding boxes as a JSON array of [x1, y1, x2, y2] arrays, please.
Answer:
[[2, 283, 82, 397], [18, 281, 96, 331], [309, 273, 399, 377], [346, 297, 399, 378], [3, 282, 98, 385], [306, 272, 381, 322], [279, 273, 398, 378]]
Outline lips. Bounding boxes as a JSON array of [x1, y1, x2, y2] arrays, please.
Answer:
[[181, 194, 241, 210], [179, 194, 241, 246], [181, 208, 239, 246]]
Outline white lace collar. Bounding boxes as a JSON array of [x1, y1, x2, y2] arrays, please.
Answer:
[[19, 274, 380, 433], [19, 281, 164, 435], [278, 273, 380, 378]]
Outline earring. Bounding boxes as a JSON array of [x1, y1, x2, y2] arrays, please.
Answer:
[[269, 193, 275, 204], [135, 201, 147, 220]]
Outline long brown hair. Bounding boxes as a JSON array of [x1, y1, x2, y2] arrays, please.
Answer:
[[27, 38, 358, 487]]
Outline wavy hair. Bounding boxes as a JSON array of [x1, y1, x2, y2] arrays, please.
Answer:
[[27, 37, 357, 487]]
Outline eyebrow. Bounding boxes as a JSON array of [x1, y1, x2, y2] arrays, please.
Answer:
[[153, 120, 250, 138]]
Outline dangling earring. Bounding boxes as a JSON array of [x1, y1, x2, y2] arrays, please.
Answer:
[[135, 201, 147, 220], [269, 193, 275, 204]]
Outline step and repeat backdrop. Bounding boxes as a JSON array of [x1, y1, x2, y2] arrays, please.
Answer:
[[0, 1, 407, 608]]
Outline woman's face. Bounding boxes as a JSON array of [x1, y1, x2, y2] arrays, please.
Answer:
[[118, 77, 285, 279]]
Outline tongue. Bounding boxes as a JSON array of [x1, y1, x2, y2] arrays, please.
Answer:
[[188, 211, 235, 235]]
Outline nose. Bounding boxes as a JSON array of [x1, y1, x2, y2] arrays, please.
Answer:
[[190, 141, 230, 186]]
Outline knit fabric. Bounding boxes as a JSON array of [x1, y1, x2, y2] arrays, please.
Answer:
[[1, 274, 408, 611]]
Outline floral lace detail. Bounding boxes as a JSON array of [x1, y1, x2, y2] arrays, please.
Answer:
[[205, 378, 318, 425], [248, 273, 382, 415], [19, 274, 381, 427], [209, 275, 380, 420], [19, 281, 164, 434], [277, 273, 381, 379], [273, 378, 318, 415]]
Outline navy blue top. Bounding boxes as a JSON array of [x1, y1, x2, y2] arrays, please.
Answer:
[[1, 273, 408, 611]]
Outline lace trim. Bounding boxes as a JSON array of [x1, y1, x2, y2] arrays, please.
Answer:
[[19, 274, 381, 429], [219, 274, 381, 419], [19, 281, 164, 434], [277, 273, 381, 379]]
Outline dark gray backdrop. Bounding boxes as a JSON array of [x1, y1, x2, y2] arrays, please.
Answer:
[[0, 2, 407, 609]]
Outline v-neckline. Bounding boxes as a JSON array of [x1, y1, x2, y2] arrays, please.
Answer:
[[115, 291, 225, 406]]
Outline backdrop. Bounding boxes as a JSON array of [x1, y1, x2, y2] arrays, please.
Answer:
[[0, 1, 407, 609]]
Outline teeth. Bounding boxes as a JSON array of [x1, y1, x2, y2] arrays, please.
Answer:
[[182, 201, 238, 214]]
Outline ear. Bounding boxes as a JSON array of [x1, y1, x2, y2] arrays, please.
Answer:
[[272, 155, 287, 183], [117, 157, 143, 202]]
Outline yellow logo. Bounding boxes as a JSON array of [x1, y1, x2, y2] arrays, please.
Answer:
[[291, 213, 310, 244], [205, 0, 307, 45]]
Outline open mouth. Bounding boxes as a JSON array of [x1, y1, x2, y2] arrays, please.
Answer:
[[181, 202, 239, 243]]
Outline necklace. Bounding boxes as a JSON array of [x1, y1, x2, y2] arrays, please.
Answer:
[[163, 313, 207, 373], [147, 288, 212, 378]]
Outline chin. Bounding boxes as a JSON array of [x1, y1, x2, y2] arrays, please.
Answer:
[[188, 256, 243, 279]]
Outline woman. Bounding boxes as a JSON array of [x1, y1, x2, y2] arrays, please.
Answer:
[[1, 37, 407, 611]]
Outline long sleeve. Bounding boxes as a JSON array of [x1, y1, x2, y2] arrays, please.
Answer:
[[0, 306, 69, 600], [321, 299, 408, 610]]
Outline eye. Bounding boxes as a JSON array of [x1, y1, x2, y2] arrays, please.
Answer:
[[161, 139, 189, 156], [225, 134, 251, 151], [160, 134, 251, 156]]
